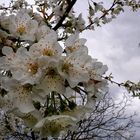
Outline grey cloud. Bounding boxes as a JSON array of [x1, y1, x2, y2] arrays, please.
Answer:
[[75, 1, 140, 140]]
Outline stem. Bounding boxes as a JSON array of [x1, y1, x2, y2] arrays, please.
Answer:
[[84, 0, 117, 30], [53, 0, 77, 30], [52, 92, 56, 111], [31, 131, 36, 140], [46, 94, 50, 108]]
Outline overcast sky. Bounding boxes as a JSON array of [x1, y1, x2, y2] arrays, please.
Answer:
[[75, 1, 140, 139], [0, 0, 140, 139]]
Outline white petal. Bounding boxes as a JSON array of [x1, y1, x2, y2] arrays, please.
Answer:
[[2, 46, 14, 55], [15, 109, 42, 128], [37, 74, 65, 95], [35, 115, 77, 137], [65, 33, 79, 47], [13, 94, 35, 113]]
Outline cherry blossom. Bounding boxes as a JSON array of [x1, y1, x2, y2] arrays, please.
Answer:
[[0, 1, 111, 137], [8, 10, 38, 41], [34, 115, 77, 137]]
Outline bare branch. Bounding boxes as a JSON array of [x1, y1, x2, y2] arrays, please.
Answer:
[[53, 0, 77, 30]]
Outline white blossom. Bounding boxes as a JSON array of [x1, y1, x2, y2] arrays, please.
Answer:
[[65, 33, 88, 54], [1, 47, 43, 85], [94, 2, 104, 13], [74, 13, 85, 31], [30, 31, 63, 60], [34, 115, 77, 137], [1, 79, 35, 113], [35, 67, 66, 96], [0, 46, 15, 71], [12, 0, 28, 9], [8, 10, 38, 41], [0, 5, 110, 137], [0, 94, 15, 112], [58, 51, 91, 87], [13, 109, 42, 128], [35, 25, 53, 41]]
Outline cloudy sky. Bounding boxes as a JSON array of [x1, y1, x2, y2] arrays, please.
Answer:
[[0, 0, 140, 139], [75, 1, 140, 139]]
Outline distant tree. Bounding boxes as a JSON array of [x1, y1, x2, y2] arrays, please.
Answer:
[[0, 93, 135, 140], [62, 93, 135, 140]]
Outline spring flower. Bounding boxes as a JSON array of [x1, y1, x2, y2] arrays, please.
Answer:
[[1, 47, 43, 85], [35, 25, 53, 41], [13, 109, 42, 128], [65, 33, 88, 54], [58, 51, 91, 87], [34, 115, 77, 138], [8, 10, 38, 41], [35, 67, 65, 96], [30, 31, 63, 60], [1, 79, 35, 113], [0, 46, 15, 71]]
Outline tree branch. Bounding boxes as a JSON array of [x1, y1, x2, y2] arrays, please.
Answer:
[[84, 0, 117, 30], [31, 131, 36, 140], [53, 0, 77, 30]]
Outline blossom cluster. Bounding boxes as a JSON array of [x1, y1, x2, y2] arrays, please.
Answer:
[[0, 2, 108, 138]]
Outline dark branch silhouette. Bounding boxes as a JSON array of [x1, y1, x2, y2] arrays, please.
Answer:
[[53, 0, 77, 31], [62, 93, 136, 140]]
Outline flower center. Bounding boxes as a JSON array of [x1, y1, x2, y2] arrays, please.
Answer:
[[27, 62, 39, 75], [62, 62, 73, 73], [42, 48, 55, 56], [17, 25, 26, 35], [67, 46, 77, 53], [46, 68, 57, 76], [18, 84, 32, 96]]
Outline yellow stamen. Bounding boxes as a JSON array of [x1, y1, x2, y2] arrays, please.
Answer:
[[68, 46, 77, 53], [17, 25, 26, 35], [46, 68, 56, 76], [42, 48, 55, 56], [62, 63, 73, 73], [28, 62, 38, 75]]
